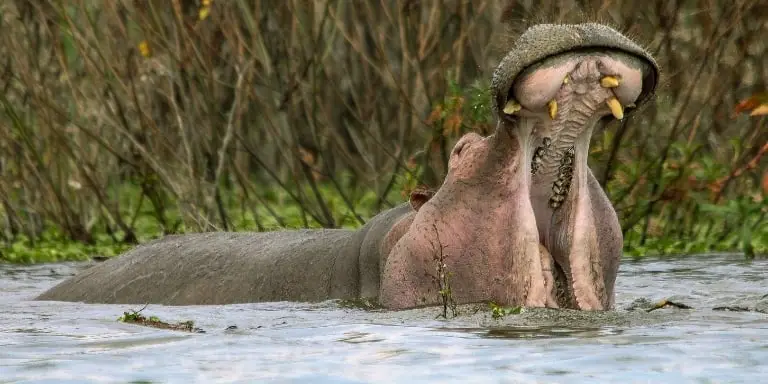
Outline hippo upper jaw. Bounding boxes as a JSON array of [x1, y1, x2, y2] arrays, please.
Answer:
[[490, 23, 659, 119], [379, 131, 559, 310]]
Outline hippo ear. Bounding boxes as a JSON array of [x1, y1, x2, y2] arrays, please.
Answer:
[[409, 186, 435, 212]]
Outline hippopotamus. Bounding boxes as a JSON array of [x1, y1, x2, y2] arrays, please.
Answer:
[[36, 23, 659, 311]]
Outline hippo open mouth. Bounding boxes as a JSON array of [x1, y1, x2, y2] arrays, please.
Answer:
[[494, 25, 658, 310], [502, 49, 657, 309]]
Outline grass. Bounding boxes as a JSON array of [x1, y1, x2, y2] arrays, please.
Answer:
[[3, 178, 764, 264], [0, 180, 404, 263]]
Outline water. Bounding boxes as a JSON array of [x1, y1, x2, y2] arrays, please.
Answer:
[[2, 254, 767, 383]]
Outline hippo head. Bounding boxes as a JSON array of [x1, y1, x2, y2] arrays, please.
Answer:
[[379, 23, 659, 311]]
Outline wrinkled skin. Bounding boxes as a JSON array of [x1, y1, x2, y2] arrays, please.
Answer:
[[379, 132, 551, 309], [36, 23, 658, 310]]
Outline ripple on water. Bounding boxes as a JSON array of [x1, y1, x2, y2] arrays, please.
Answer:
[[1, 254, 768, 383]]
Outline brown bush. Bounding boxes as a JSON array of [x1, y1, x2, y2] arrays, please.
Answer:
[[0, 0, 765, 253]]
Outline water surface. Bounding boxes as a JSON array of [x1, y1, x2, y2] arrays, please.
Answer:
[[1, 254, 767, 383]]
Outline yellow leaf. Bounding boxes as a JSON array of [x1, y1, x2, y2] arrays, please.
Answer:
[[734, 92, 768, 117], [199, 6, 210, 20], [138, 40, 151, 58], [749, 104, 768, 116]]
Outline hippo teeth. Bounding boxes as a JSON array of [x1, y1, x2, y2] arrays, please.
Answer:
[[503, 99, 522, 115], [600, 76, 620, 88], [606, 97, 624, 120], [547, 100, 558, 119]]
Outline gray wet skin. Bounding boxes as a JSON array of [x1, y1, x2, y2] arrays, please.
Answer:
[[36, 23, 659, 310]]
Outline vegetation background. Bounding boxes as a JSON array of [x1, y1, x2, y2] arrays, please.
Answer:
[[0, 0, 766, 263]]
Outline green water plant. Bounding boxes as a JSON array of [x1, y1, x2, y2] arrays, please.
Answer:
[[489, 302, 523, 320], [118, 305, 203, 333]]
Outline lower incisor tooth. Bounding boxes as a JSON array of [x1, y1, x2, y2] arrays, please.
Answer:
[[606, 97, 624, 120]]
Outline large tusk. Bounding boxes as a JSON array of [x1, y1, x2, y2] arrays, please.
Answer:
[[606, 97, 624, 120], [600, 76, 620, 88], [548, 100, 558, 120], [503, 99, 522, 115]]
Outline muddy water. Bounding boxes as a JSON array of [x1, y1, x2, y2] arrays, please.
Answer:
[[1, 253, 767, 383]]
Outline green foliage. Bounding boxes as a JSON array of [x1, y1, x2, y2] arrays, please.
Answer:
[[489, 302, 523, 320], [118, 306, 201, 333], [624, 195, 767, 258], [1, 180, 399, 263], [2, 232, 134, 264], [466, 79, 494, 125]]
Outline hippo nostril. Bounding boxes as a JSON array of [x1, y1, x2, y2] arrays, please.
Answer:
[[453, 138, 472, 157]]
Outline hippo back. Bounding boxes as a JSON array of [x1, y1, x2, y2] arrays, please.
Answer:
[[36, 229, 362, 305]]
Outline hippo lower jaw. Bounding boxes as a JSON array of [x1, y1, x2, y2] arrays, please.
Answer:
[[378, 131, 552, 310]]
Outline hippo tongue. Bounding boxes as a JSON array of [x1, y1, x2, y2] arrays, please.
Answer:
[[559, 138, 606, 310], [532, 123, 606, 310]]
